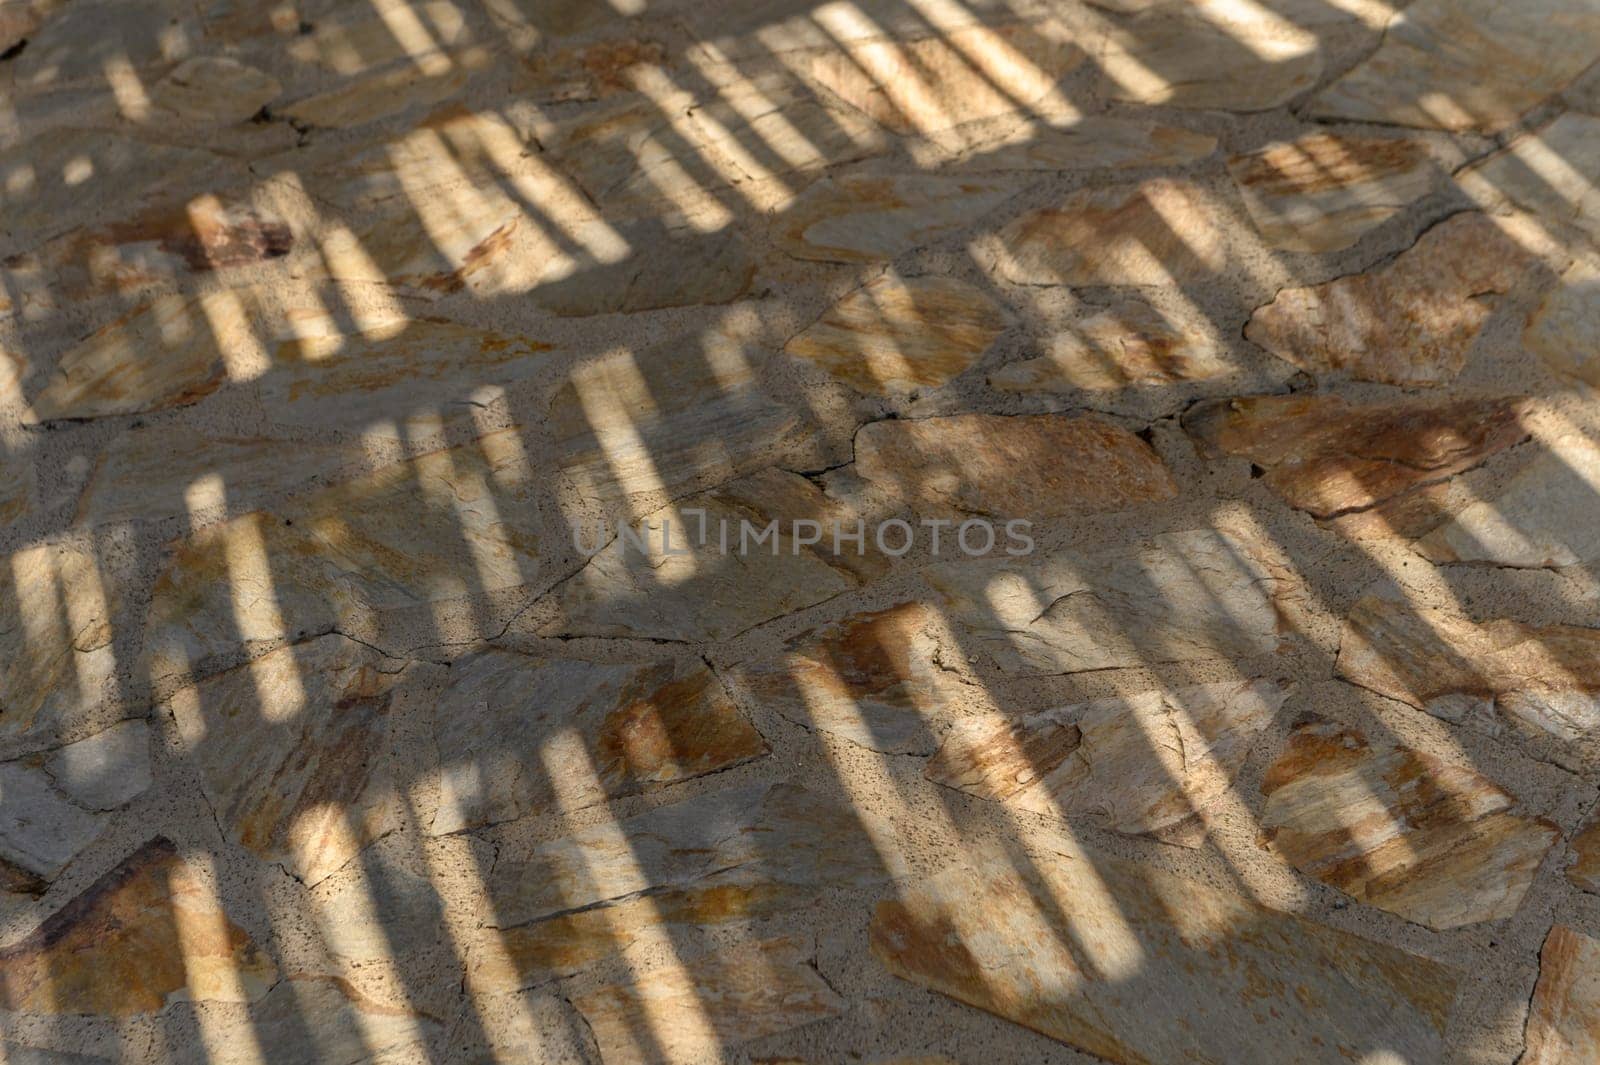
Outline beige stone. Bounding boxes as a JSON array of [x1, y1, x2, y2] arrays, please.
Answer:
[[1311, 0, 1600, 133], [1522, 925, 1600, 1063], [778, 172, 1017, 263], [0, 838, 277, 1015], [287, 0, 468, 73], [871, 848, 1458, 1063], [1245, 213, 1533, 386], [572, 936, 844, 1062], [1458, 114, 1600, 245], [151, 57, 281, 125], [739, 602, 961, 755], [1227, 132, 1436, 252], [1527, 258, 1600, 389], [164, 635, 416, 887], [1262, 718, 1557, 929], [280, 62, 475, 129], [990, 179, 1228, 286], [928, 680, 1285, 846], [526, 224, 757, 317], [990, 297, 1234, 395], [1568, 816, 1600, 893], [923, 524, 1305, 675], [855, 413, 1176, 518], [432, 652, 765, 834], [952, 116, 1216, 172], [783, 275, 1004, 395], [1184, 393, 1530, 519], [1417, 435, 1600, 568]]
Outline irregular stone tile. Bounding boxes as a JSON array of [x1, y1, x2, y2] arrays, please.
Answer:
[[310, 189, 522, 297], [150, 57, 281, 125], [517, 37, 666, 103], [542, 468, 885, 642], [1458, 113, 1600, 245], [1261, 717, 1557, 929], [923, 523, 1306, 675], [783, 275, 1004, 395], [739, 602, 960, 755], [1524, 925, 1600, 1063], [432, 652, 765, 834], [280, 62, 476, 129], [1336, 593, 1600, 767], [548, 319, 815, 508], [802, 21, 1083, 135], [572, 935, 844, 1063], [0, 721, 153, 892], [0, 837, 277, 1015], [928, 680, 1286, 846], [1245, 213, 1533, 386], [0, 464, 25, 525], [487, 782, 890, 931], [526, 223, 757, 317], [989, 297, 1235, 395], [1311, 0, 1600, 133], [1568, 815, 1600, 893], [237, 974, 439, 1065], [8, 0, 196, 91], [0, 1045, 110, 1065], [989, 179, 1227, 286], [953, 116, 1216, 172], [855, 413, 1175, 519], [164, 635, 416, 886], [1093, 0, 1324, 112], [286, 0, 469, 73], [871, 848, 1458, 1064], [1417, 434, 1600, 568], [1184, 393, 1530, 519], [777, 172, 1016, 264], [1526, 259, 1600, 388], [1227, 132, 1436, 252], [144, 430, 542, 682], [0, 541, 119, 744]]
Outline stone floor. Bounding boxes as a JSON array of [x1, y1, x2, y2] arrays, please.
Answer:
[[2, 0, 1600, 1061]]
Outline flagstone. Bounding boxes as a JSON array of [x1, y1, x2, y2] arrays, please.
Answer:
[[1310, 0, 1600, 133], [1245, 213, 1533, 386], [280, 62, 476, 129], [573, 935, 843, 1061], [286, 0, 470, 73], [1523, 925, 1600, 1064], [163, 635, 417, 887], [1458, 113, 1600, 246], [1568, 815, 1600, 893], [150, 57, 281, 125], [0, 837, 277, 1016], [431, 652, 765, 834], [954, 117, 1216, 172], [928, 680, 1285, 846], [782, 275, 1004, 395], [778, 172, 1017, 263], [1526, 259, 1600, 388], [854, 413, 1176, 518], [1227, 132, 1437, 253], [871, 847, 1458, 1064], [1184, 393, 1530, 519], [989, 179, 1228, 286], [1262, 717, 1557, 929], [923, 523, 1305, 675]]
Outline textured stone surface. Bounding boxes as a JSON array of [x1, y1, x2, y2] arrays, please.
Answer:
[[1262, 718, 1557, 929], [1185, 393, 1530, 519], [1245, 214, 1533, 386], [432, 652, 764, 834], [1311, 0, 1600, 133], [1523, 925, 1600, 1063], [1460, 113, 1600, 246], [1337, 594, 1600, 765], [1527, 259, 1600, 388], [928, 680, 1285, 846], [0, 838, 276, 1015], [954, 117, 1215, 172], [871, 848, 1458, 1064], [783, 275, 1004, 395], [281, 63, 475, 129], [924, 524, 1304, 675], [778, 173, 1016, 263], [990, 179, 1227, 285], [572, 935, 844, 1062], [1569, 816, 1600, 894], [150, 57, 281, 125], [1227, 132, 1436, 252], [855, 413, 1176, 518], [164, 635, 416, 886]]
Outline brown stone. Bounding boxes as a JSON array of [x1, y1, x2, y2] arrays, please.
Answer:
[[952, 117, 1216, 172], [855, 413, 1175, 519], [871, 847, 1458, 1063], [1568, 817, 1600, 893], [1184, 393, 1530, 518], [1523, 925, 1600, 1063], [784, 275, 1005, 395], [0, 838, 276, 1015], [164, 635, 417, 886], [1245, 214, 1533, 386], [1227, 132, 1436, 252], [927, 680, 1285, 846], [1261, 717, 1557, 929], [432, 652, 765, 834], [1526, 259, 1600, 388], [990, 179, 1227, 286], [778, 172, 1017, 263]]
